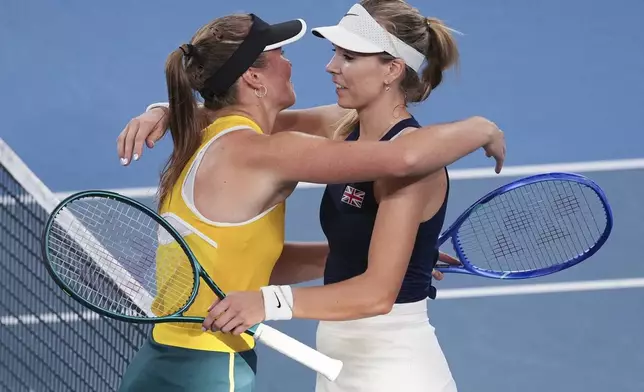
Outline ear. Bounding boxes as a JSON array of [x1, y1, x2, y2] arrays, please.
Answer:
[[240, 69, 265, 90], [384, 58, 406, 84]]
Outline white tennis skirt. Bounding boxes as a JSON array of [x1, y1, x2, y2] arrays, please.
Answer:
[[315, 299, 457, 392]]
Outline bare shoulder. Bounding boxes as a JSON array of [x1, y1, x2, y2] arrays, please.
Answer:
[[194, 128, 291, 223], [199, 127, 274, 172], [381, 124, 447, 193], [375, 122, 447, 204], [213, 127, 268, 153], [391, 125, 422, 140], [377, 166, 445, 198]]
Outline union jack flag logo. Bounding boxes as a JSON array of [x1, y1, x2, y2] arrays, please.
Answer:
[[341, 185, 365, 208]]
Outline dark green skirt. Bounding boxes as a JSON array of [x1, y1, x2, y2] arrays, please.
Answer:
[[118, 334, 257, 392]]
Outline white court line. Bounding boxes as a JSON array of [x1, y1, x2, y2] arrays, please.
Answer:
[[1, 310, 100, 326], [436, 277, 644, 299], [50, 157, 644, 200], [3, 277, 643, 326]]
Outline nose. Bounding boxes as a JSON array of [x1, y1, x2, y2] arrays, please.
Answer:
[[325, 53, 340, 75]]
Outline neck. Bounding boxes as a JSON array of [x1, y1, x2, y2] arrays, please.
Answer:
[[356, 92, 411, 141], [209, 102, 279, 135]]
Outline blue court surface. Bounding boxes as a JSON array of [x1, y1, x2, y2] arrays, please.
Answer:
[[1, 0, 643, 391]]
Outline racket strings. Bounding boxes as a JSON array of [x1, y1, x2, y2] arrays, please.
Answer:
[[456, 180, 607, 273], [45, 197, 197, 319], [47, 224, 141, 315]]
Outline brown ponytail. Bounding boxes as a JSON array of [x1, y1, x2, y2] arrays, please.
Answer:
[[156, 14, 269, 207], [419, 17, 460, 101], [157, 46, 206, 208], [359, 0, 460, 103]]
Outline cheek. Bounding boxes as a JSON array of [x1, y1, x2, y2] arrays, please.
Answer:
[[278, 63, 290, 81], [265, 57, 291, 87], [343, 64, 382, 98]]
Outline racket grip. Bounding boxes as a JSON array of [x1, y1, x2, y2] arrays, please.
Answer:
[[253, 323, 343, 381]]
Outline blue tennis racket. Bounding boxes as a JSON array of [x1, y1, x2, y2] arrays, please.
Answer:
[[434, 172, 613, 279]]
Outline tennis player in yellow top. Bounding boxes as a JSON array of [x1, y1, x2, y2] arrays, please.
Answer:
[[116, 5, 505, 392]]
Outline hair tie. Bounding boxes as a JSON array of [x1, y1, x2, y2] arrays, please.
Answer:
[[179, 43, 194, 57]]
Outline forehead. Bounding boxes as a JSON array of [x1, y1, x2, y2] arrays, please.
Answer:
[[265, 47, 284, 57], [333, 44, 382, 59], [258, 48, 282, 66]]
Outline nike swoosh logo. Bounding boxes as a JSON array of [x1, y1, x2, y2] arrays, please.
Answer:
[[344, 13, 359, 17], [274, 293, 281, 308]]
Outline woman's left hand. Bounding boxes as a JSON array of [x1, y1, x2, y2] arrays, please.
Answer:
[[202, 291, 265, 335], [432, 252, 462, 281]]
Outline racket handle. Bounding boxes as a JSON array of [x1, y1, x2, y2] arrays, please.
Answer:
[[253, 323, 343, 381]]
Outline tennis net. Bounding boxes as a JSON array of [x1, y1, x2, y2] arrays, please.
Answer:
[[0, 138, 150, 392]]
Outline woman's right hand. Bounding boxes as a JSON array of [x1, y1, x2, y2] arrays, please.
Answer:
[[117, 107, 169, 166], [477, 117, 506, 174]]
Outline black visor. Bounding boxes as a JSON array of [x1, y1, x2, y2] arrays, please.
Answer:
[[199, 14, 306, 101]]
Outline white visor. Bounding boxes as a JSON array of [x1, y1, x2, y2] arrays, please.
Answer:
[[311, 3, 426, 73]]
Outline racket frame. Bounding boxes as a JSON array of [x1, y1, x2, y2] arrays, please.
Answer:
[[42, 190, 344, 381], [43, 190, 258, 332], [435, 172, 613, 279]]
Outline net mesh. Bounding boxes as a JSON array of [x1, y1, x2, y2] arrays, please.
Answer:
[[45, 195, 196, 321], [0, 139, 149, 392]]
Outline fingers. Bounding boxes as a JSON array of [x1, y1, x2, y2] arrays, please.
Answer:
[[117, 109, 167, 166], [212, 309, 237, 333], [495, 155, 504, 174], [202, 298, 227, 332], [117, 120, 139, 166], [496, 144, 506, 173], [202, 298, 244, 334], [207, 298, 221, 312], [132, 129, 151, 163], [432, 270, 444, 281], [202, 301, 248, 335], [438, 252, 461, 266], [148, 111, 169, 147], [116, 131, 125, 164], [232, 324, 249, 336], [123, 122, 140, 165]]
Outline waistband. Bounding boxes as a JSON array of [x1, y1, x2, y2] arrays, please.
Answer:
[[318, 299, 430, 331]]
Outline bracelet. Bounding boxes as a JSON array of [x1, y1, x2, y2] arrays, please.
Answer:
[[145, 102, 169, 112], [145, 101, 206, 112], [260, 285, 294, 321]]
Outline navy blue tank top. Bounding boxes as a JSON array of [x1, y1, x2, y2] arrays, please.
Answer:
[[319, 116, 450, 303]]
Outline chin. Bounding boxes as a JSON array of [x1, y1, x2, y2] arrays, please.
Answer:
[[280, 96, 297, 110], [283, 85, 296, 108], [336, 97, 360, 110]]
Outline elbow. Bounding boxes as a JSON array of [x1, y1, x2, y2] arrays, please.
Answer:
[[366, 293, 396, 317], [358, 274, 397, 317], [395, 149, 421, 177]]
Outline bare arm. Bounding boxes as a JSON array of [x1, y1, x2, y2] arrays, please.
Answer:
[[272, 104, 351, 138], [117, 103, 349, 164], [269, 242, 329, 285], [290, 173, 435, 320], [200, 174, 456, 331], [268, 239, 454, 287], [230, 116, 503, 186]]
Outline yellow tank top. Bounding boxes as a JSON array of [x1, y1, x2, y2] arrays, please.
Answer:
[[152, 115, 285, 352]]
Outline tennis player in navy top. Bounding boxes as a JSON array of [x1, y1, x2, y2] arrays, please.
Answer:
[[320, 115, 449, 305], [119, 1, 506, 391]]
